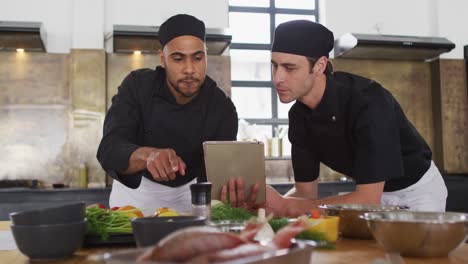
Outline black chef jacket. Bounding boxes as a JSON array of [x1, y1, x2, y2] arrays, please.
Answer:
[[289, 72, 432, 192], [97, 66, 238, 189]]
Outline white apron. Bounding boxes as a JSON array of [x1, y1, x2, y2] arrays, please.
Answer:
[[381, 161, 447, 212], [109, 176, 195, 216]]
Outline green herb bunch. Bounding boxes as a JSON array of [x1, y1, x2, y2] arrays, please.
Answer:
[[85, 207, 134, 240], [210, 203, 255, 221]]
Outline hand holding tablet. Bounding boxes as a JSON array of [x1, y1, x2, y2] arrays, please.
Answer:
[[203, 141, 266, 205]]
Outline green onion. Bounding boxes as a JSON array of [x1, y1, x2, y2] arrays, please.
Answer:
[[85, 207, 133, 240]]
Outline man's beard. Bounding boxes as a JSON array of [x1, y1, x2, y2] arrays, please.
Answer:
[[170, 77, 202, 98]]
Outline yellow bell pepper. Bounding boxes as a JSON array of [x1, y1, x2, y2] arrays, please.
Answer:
[[154, 207, 180, 217], [304, 216, 340, 242]]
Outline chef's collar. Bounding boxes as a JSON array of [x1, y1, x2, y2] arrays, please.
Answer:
[[299, 73, 339, 122]]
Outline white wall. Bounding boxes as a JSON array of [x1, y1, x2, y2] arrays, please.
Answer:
[[436, 0, 468, 59], [321, 0, 468, 59], [0, 0, 228, 53], [104, 0, 228, 31], [72, 0, 105, 50]]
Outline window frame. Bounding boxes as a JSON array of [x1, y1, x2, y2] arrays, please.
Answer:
[[229, 0, 319, 136]]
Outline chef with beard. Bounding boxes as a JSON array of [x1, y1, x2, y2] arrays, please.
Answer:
[[97, 14, 238, 215]]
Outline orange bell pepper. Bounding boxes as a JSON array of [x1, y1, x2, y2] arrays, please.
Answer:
[[308, 209, 321, 219], [115, 205, 144, 218]]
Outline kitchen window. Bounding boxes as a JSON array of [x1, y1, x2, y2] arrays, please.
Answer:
[[229, 0, 319, 157]]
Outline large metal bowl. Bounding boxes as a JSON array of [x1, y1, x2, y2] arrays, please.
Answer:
[[319, 204, 408, 239], [362, 211, 468, 257]]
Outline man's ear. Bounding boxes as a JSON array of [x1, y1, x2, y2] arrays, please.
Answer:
[[314, 56, 327, 74], [159, 50, 165, 68]]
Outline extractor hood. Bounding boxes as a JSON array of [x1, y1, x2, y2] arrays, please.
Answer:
[[113, 25, 231, 55], [0, 21, 46, 52], [334, 33, 455, 61]]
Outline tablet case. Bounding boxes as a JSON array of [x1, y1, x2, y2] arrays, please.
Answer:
[[203, 141, 266, 204]]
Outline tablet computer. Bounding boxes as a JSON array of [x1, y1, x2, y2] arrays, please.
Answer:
[[203, 141, 266, 204]]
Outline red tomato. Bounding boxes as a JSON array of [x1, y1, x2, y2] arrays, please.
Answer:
[[87, 203, 107, 209]]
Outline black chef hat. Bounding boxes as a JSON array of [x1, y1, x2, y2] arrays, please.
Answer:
[[158, 14, 206, 48], [272, 20, 334, 58]]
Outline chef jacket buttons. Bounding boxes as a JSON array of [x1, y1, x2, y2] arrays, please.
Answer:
[[331, 115, 336, 122], [145, 130, 152, 135]]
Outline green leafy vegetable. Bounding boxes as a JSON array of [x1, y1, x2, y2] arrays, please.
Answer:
[[268, 217, 289, 232], [210, 203, 255, 221], [296, 230, 328, 241], [86, 207, 133, 240]]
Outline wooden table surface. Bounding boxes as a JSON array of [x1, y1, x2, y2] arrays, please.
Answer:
[[1, 221, 467, 264]]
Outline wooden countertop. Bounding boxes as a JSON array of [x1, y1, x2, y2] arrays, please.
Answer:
[[1, 221, 467, 264], [312, 239, 468, 264]]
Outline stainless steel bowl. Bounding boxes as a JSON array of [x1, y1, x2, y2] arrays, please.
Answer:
[[362, 211, 468, 257], [319, 204, 408, 239]]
